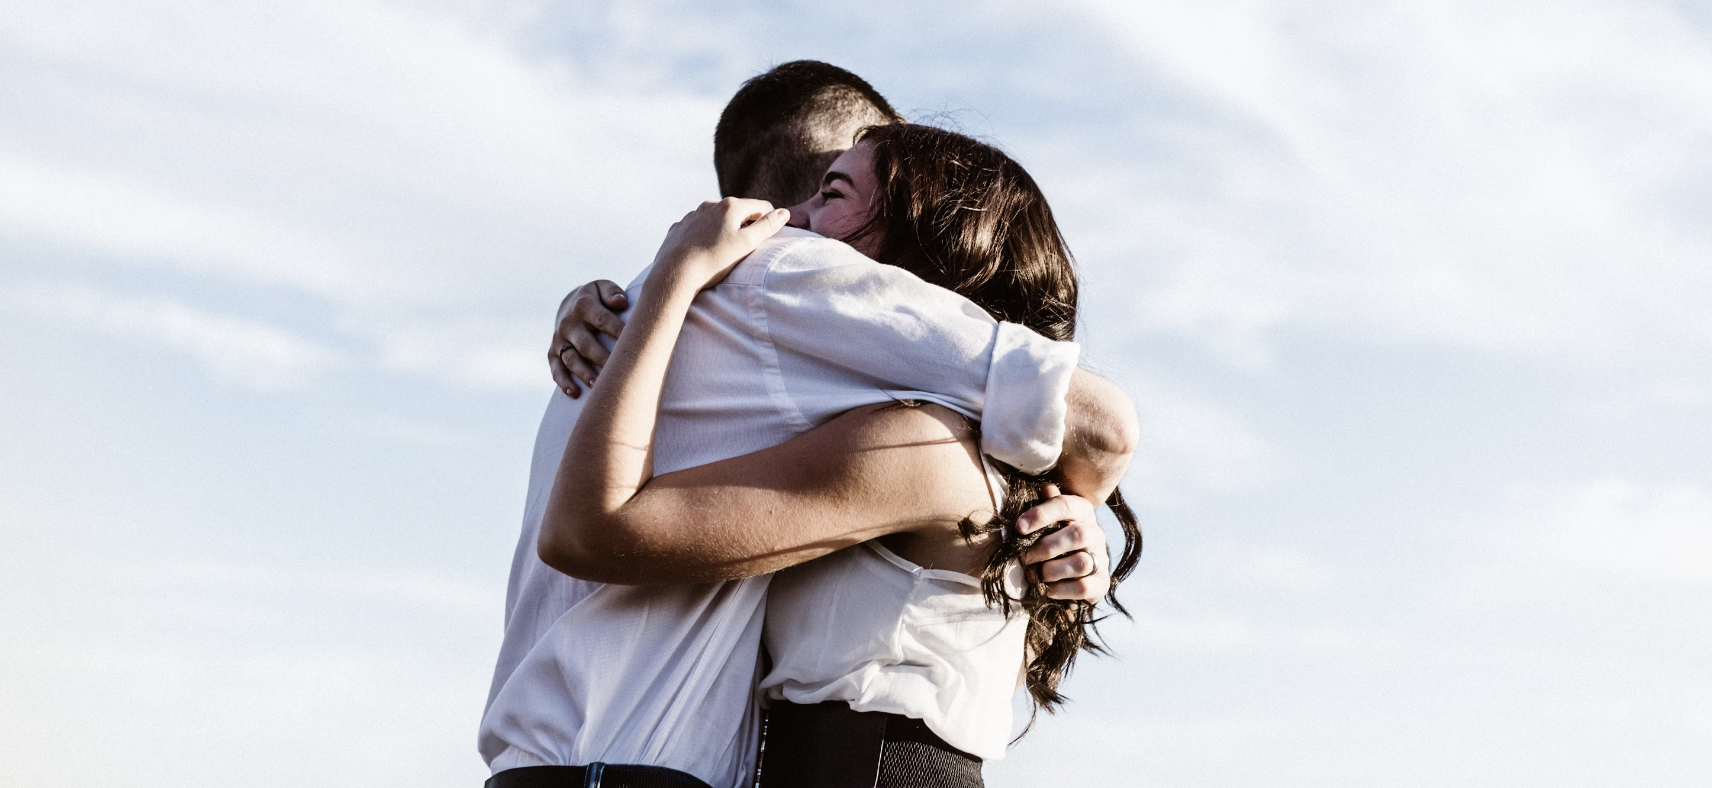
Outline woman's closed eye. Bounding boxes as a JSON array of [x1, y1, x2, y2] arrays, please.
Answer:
[[820, 188, 844, 201]]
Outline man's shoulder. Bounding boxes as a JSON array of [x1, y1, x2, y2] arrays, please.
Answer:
[[726, 227, 882, 286]]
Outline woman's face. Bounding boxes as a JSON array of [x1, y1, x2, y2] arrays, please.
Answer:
[[786, 141, 882, 256]]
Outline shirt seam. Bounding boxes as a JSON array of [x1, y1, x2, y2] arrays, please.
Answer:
[[747, 237, 818, 435]]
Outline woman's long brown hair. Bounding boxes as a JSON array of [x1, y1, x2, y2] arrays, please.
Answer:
[[845, 123, 1143, 725]]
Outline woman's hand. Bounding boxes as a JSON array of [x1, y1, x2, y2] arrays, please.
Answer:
[[1016, 484, 1113, 602], [650, 197, 790, 291]]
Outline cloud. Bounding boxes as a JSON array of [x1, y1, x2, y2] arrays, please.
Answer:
[[150, 558, 502, 616], [0, 639, 490, 786], [367, 316, 545, 391], [1059, 0, 1712, 367], [1205, 540, 1336, 594], [1121, 378, 1278, 501], [1501, 477, 1712, 584], [0, 155, 379, 296], [0, 0, 720, 307], [15, 285, 340, 388]]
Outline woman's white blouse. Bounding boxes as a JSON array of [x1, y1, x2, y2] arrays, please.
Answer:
[[759, 537, 1028, 761]]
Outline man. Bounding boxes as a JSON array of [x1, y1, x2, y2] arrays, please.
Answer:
[[479, 61, 1136, 788]]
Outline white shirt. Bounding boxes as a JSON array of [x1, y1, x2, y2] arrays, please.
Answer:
[[478, 228, 1079, 788], [759, 540, 1030, 761]]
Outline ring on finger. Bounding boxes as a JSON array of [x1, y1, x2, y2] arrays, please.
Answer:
[[1075, 549, 1097, 579]]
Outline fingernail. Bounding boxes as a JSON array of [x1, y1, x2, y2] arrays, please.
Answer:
[[588, 374, 597, 384]]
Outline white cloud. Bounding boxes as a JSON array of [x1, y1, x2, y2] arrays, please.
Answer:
[[359, 415, 483, 447], [1502, 477, 1712, 584], [1063, 0, 1712, 367], [151, 558, 502, 616], [0, 640, 490, 787], [1121, 379, 1278, 501], [1205, 540, 1336, 594], [16, 285, 340, 388], [369, 317, 544, 391], [0, 155, 378, 295], [0, 0, 719, 306], [1109, 604, 1395, 657]]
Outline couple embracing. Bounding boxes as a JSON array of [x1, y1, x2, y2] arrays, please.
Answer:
[[478, 61, 1141, 788]]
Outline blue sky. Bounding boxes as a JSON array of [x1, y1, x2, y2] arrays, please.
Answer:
[[2, 1, 1709, 785]]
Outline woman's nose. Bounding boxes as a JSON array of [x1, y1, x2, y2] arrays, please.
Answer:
[[785, 201, 812, 229]]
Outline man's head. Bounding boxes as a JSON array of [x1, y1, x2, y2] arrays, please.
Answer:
[[713, 60, 903, 207]]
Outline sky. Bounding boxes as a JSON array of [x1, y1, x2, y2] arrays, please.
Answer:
[[2, 1, 1709, 785]]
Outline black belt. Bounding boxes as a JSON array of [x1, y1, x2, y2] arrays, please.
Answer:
[[486, 764, 712, 788], [757, 701, 983, 788]]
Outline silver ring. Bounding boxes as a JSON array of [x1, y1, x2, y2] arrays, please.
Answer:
[[557, 344, 574, 358]]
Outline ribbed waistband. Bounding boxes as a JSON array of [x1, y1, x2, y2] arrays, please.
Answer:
[[757, 701, 983, 788]]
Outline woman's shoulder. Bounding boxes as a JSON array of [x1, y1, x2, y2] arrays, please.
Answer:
[[839, 401, 978, 454]]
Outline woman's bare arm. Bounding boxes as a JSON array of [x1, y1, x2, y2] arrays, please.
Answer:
[[540, 401, 997, 584]]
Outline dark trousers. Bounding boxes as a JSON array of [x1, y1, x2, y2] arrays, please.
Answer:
[[757, 701, 984, 788], [486, 764, 712, 788]]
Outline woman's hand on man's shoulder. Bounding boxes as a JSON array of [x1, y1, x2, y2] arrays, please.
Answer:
[[650, 198, 790, 291]]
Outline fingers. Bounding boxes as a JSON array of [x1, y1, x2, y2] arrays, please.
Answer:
[[1015, 492, 1096, 536], [739, 207, 790, 241], [1013, 484, 1114, 604], [595, 280, 629, 311], [1020, 519, 1100, 567], [719, 198, 787, 244], [720, 196, 775, 221], [546, 280, 629, 396], [566, 319, 612, 370], [561, 340, 602, 387], [1044, 570, 1111, 602], [575, 297, 627, 348], [1036, 549, 1096, 584], [695, 197, 773, 227], [548, 347, 581, 398]]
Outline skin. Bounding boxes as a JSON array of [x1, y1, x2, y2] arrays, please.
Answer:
[[783, 140, 882, 253], [544, 137, 1139, 596], [538, 198, 1114, 599], [546, 142, 880, 394], [550, 149, 1137, 505]]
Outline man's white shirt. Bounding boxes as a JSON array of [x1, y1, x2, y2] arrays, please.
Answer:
[[478, 228, 1079, 788]]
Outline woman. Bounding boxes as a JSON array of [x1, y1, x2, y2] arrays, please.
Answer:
[[544, 125, 1140, 786]]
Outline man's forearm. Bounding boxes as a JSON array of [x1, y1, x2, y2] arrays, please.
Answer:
[[1055, 369, 1138, 504]]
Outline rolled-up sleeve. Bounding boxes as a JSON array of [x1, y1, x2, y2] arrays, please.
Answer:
[[979, 322, 1080, 474], [744, 235, 1079, 474]]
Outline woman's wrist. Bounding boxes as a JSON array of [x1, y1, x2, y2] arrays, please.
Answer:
[[647, 249, 721, 293]]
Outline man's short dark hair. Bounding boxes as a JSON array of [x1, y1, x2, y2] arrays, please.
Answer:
[[714, 60, 904, 206]]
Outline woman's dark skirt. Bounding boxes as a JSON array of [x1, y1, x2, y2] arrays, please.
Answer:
[[757, 700, 984, 788]]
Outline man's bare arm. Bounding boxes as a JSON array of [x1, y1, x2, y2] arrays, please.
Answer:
[[541, 400, 1113, 601], [1057, 369, 1139, 505]]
